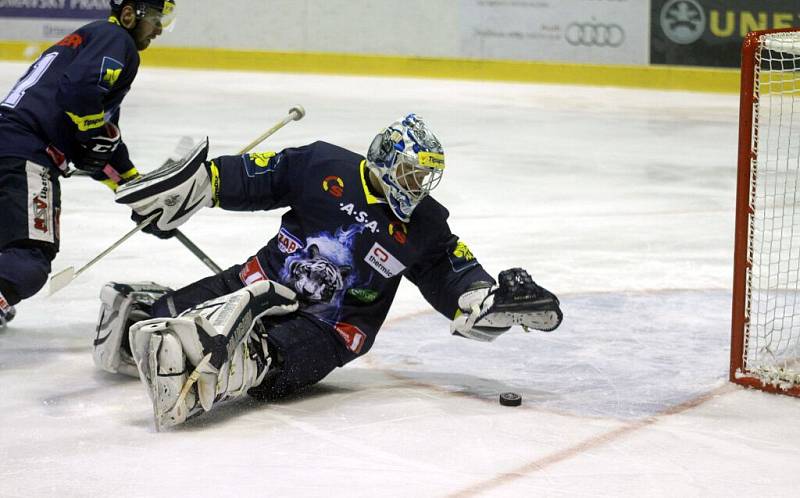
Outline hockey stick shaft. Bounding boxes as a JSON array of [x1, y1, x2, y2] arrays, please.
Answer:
[[49, 213, 159, 295], [174, 230, 223, 274], [237, 105, 305, 155]]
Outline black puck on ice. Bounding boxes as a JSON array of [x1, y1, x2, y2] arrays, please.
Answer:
[[499, 392, 522, 407]]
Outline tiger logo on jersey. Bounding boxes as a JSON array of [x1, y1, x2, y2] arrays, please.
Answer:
[[288, 246, 351, 303], [280, 225, 365, 323]]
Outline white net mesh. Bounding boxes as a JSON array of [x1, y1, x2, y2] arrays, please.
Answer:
[[743, 31, 800, 389]]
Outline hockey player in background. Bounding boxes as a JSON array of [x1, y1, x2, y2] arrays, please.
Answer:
[[94, 114, 563, 429], [0, 0, 176, 327]]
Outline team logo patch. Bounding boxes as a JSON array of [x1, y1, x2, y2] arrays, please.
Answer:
[[26, 162, 54, 244], [449, 240, 478, 273], [323, 175, 344, 198], [250, 152, 276, 167], [277, 227, 304, 254], [388, 221, 408, 244], [239, 256, 268, 286], [98, 57, 123, 91], [243, 151, 279, 178], [364, 242, 406, 279], [334, 322, 367, 354]]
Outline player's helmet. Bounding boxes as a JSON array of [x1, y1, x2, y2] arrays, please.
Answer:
[[366, 114, 445, 222], [109, 1, 176, 30]]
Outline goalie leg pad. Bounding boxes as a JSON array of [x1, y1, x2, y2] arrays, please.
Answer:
[[130, 280, 298, 429], [114, 138, 213, 231], [93, 281, 173, 377]]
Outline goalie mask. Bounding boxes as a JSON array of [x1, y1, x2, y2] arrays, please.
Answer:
[[367, 114, 445, 222]]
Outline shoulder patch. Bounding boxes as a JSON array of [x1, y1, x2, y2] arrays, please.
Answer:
[[243, 151, 279, 178], [98, 56, 124, 91], [449, 240, 479, 273]]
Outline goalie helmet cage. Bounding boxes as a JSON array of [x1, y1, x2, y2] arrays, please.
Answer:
[[731, 28, 800, 396]]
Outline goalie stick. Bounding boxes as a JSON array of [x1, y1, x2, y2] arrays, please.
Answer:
[[48, 106, 306, 295]]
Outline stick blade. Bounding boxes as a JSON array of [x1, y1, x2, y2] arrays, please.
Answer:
[[49, 267, 76, 295]]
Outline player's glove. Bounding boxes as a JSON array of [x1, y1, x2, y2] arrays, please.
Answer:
[[74, 122, 121, 173], [131, 211, 176, 239], [450, 268, 563, 342]]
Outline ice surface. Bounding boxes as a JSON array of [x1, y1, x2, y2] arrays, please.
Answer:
[[1, 62, 799, 497]]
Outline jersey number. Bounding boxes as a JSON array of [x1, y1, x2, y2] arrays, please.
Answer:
[[1, 52, 59, 109]]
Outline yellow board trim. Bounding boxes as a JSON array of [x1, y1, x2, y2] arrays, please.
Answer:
[[0, 40, 741, 93]]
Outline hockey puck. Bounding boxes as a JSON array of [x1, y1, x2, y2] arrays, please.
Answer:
[[499, 392, 522, 407]]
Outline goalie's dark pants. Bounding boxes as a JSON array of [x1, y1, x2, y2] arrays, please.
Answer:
[[0, 157, 61, 305], [151, 265, 345, 400]]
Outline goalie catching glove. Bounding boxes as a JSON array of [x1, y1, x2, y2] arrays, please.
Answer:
[[115, 138, 213, 232], [451, 268, 562, 342], [129, 280, 298, 430]]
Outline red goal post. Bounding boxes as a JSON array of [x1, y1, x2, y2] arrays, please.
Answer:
[[731, 28, 800, 396]]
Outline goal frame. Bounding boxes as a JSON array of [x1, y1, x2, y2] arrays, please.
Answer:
[[730, 27, 800, 397]]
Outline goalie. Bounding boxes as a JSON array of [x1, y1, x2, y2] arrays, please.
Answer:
[[95, 114, 563, 430]]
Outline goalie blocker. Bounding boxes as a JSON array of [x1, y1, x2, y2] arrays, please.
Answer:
[[114, 138, 213, 232], [451, 268, 562, 342]]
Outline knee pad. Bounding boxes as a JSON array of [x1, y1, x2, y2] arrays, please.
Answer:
[[93, 282, 173, 377], [0, 243, 54, 301]]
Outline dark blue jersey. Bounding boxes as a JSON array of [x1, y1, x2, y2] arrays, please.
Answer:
[[209, 141, 494, 361], [0, 17, 138, 183]]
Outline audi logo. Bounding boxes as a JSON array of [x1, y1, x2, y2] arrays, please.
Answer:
[[565, 23, 625, 48]]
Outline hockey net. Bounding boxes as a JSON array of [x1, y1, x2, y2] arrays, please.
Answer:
[[731, 28, 800, 396]]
